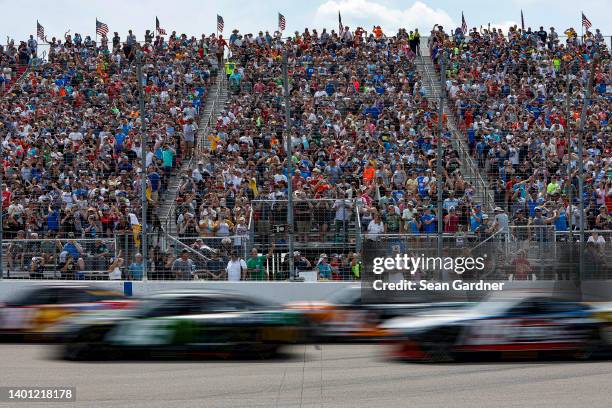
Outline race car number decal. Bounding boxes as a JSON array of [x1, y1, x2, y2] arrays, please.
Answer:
[[463, 319, 583, 345], [108, 319, 173, 346]]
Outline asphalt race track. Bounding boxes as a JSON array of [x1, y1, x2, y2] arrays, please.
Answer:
[[0, 344, 611, 408]]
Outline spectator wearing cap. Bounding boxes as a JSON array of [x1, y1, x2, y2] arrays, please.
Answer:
[[492, 207, 510, 237], [293, 250, 312, 277], [530, 207, 556, 242], [470, 204, 483, 232], [316, 254, 332, 280], [475, 214, 494, 241], [512, 208, 529, 240]]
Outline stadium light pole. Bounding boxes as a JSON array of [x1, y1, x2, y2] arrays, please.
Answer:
[[436, 53, 445, 279], [135, 50, 148, 282], [282, 49, 295, 280], [577, 53, 598, 288]]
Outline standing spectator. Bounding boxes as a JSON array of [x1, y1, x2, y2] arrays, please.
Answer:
[[225, 251, 247, 281], [108, 256, 124, 280], [246, 246, 272, 280], [333, 194, 352, 242], [171, 250, 194, 280], [128, 253, 144, 280], [61, 233, 86, 271], [367, 213, 385, 241], [444, 207, 459, 233], [316, 254, 332, 280]]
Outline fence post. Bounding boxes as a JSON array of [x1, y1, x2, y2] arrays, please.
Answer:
[[135, 50, 148, 282], [282, 50, 295, 280], [436, 53, 445, 280]]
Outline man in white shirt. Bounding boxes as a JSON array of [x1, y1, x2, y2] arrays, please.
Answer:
[[587, 231, 606, 246], [226, 252, 247, 281]]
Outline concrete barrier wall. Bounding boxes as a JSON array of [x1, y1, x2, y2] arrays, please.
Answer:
[[0, 280, 610, 304], [0, 281, 355, 304]]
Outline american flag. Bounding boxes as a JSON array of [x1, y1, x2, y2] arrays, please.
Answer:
[[217, 14, 224, 32], [278, 13, 286, 31], [156, 17, 167, 35], [581, 13, 592, 30], [36, 21, 45, 40], [461, 12, 467, 34], [338, 11, 343, 33], [96, 19, 108, 36]]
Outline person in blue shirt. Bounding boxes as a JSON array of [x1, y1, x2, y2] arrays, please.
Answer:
[[416, 171, 428, 197], [420, 207, 437, 233], [470, 205, 483, 232], [128, 253, 144, 280], [229, 70, 242, 87], [317, 255, 333, 280], [553, 203, 568, 232], [305, 65, 315, 80], [47, 208, 60, 232], [61, 234, 85, 271], [148, 167, 161, 199], [364, 105, 380, 120]]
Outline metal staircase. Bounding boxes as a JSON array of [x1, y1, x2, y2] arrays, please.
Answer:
[[157, 71, 228, 240], [416, 39, 494, 211]]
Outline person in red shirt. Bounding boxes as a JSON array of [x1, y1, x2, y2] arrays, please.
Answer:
[[444, 207, 459, 233]]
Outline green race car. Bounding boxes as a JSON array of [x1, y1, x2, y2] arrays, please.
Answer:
[[58, 290, 310, 360]]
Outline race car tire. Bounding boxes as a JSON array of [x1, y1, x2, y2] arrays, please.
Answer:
[[421, 343, 454, 363], [573, 328, 603, 361]]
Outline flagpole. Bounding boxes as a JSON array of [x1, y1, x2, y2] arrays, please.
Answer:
[[95, 17, 97, 44], [581, 11, 583, 42]]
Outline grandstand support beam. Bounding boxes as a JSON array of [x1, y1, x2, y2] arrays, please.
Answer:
[[577, 53, 598, 288], [135, 51, 148, 282], [437, 54, 445, 279], [282, 50, 296, 280]]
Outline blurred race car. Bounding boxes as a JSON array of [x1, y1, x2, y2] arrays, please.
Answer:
[[59, 290, 310, 360], [287, 286, 469, 342], [384, 295, 612, 362], [0, 285, 134, 340]]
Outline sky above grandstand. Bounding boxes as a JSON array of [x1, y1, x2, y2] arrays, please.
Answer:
[[1, 0, 610, 43]]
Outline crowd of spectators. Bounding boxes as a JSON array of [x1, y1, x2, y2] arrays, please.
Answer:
[[175, 24, 479, 251], [0, 36, 39, 93], [0, 29, 216, 277], [1, 21, 609, 280], [429, 24, 611, 239]]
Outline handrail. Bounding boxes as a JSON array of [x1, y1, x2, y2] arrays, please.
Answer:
[[420, 53, 494, 211], [162, 70, 225, 244], [165, 233, 212, 263], [1, 62, 30, 95]]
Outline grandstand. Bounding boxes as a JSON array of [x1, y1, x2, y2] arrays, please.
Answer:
[[0, 24, 610, 281]]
